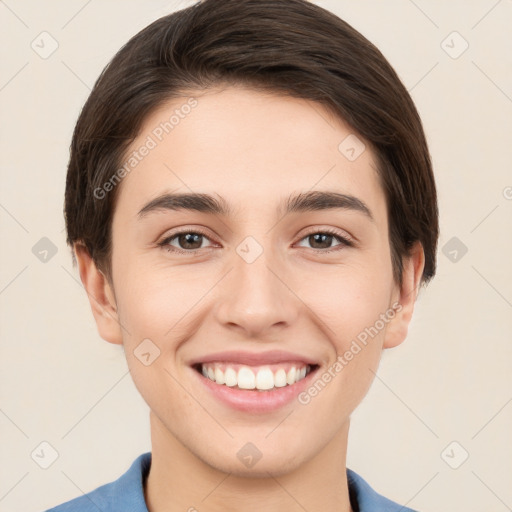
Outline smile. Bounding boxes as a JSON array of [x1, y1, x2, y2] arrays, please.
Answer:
[[195, 362, 315, 391], [189, 350, 320, 413]]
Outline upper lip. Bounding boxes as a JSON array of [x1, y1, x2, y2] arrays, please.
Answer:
[[189, 350, 319, 367]]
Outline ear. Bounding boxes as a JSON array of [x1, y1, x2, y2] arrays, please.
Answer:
[[74, 243, 124, 345], [383, 241, 425, 349]]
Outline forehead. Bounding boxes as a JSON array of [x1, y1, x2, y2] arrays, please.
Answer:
[[114, 85, 385, 222]]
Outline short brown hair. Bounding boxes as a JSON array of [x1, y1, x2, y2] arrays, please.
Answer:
[[64, 0, 439, 286]]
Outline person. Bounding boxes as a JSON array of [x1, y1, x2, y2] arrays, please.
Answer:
[[46, 0, 438, 510]]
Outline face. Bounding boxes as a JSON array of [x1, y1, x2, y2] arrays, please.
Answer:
[[82, 85, 422, 477]]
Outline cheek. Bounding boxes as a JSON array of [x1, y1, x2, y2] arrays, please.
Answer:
[[113, 259, 209, 340], [297, 277, 392, 422], [303, 262, 394, 345], [112, 267, 197, 413], [299, 260, 394, 398]]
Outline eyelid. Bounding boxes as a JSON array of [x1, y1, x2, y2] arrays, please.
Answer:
[[298, 226, 354, 243], [157, 225, 355, 255], [157, 226, 218, 251], [295, 226, 355, 251]]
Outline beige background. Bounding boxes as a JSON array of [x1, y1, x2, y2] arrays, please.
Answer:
[[1, 1, 511, 511]]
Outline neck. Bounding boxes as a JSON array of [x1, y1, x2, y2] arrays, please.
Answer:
[[144, 412, 353, 512]]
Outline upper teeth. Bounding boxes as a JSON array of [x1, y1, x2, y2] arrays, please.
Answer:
[[200, 364, 309, 390]]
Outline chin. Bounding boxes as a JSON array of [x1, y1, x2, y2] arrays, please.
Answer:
[[209, 454, 304, 479]]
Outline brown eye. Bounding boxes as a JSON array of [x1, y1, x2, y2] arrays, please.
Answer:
[[307, 233, 335, 249], [296, 229, 353, 252], [159, 229, 215, 254], [174, 232, 204, 250]]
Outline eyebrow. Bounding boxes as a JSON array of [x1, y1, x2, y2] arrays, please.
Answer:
[[137, 190, 374, 222]]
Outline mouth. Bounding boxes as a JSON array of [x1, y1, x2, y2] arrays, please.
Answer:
[[188, 350, 321, 413], [192, 362, 319, 392]]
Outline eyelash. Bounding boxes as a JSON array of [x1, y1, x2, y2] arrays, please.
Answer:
[[157, 227, 354, 255]]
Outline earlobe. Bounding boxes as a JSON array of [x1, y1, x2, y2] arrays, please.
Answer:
[[74, 243, 124, 345], [383, 241, 425, 349]]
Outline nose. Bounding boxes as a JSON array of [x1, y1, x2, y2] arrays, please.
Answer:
[[214, 244, 300, 339]]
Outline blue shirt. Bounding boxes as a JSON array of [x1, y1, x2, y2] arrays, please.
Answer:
[[44, 452, 418, 511]]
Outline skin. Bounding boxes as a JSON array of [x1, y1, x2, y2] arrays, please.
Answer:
[[75, 85, 425, 512]]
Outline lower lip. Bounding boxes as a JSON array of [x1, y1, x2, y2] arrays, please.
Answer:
[[193, 366, 319, 413]]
